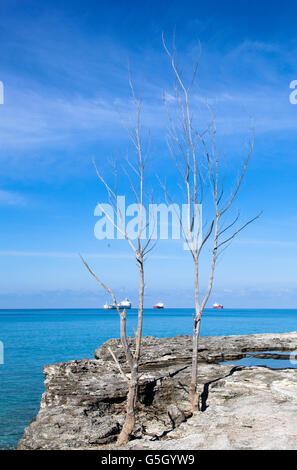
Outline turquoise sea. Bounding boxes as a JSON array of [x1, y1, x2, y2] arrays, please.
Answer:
[[1, 307, 297, 449]]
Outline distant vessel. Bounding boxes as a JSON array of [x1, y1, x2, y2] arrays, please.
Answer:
[[213, 303, 223, 309], [103, 303, 116, 310], [118, 299, 132, 309], [154, 302, 164, 309], [103, 298, 132, 310]]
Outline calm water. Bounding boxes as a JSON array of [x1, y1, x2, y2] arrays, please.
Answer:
[[0, 307, 297, 449], [222, 350, 297, 369]]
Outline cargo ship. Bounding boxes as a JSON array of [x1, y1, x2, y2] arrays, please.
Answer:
[[213, 303, 223, 309], [103, 299, 132, 310], [153, 302, 164, 309]]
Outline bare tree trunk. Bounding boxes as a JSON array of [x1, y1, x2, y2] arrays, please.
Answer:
[[190, 218, 218, 410], [135, 254, 144, 362], [114, 308, 136, 446], [189, 257, 201, 409], [189, 318, 201, 410], [117, 365, 138, 446], [117, 253, 144, 446]]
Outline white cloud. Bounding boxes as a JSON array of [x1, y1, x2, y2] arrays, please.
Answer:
[[0, 250, 183, 260], [228, 40, 280, 56], [0, 189, 25, 206], [0, 250, 132, 259], [235, 238, 297, 248]]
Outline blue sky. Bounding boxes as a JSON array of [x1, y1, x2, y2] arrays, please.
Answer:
[[0, 0, 297, 308]]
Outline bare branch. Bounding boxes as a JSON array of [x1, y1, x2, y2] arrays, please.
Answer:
[[218, 211, 240, 238], [220, 125, 255, 216], [108, 347, 129, 383], [79, 254, 120, 313], [217, 211, 262, 249]]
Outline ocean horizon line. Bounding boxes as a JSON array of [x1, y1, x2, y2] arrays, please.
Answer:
[[1, 307, 297, 311]]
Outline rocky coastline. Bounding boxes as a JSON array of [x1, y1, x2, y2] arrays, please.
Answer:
[[18, 331, 297, 450]]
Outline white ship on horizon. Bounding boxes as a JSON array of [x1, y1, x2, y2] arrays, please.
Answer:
[[153, 302, 164, 309], [118, 298, 132, 309], [103, 298, 132, 310], [213, 302, 223, 309]]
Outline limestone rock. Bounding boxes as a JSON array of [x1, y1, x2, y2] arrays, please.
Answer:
[[127, 366, 297, 450], [95, 331, 297, 365], [18, 331, 297, 450]]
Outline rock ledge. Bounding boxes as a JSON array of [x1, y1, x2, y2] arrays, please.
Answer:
[[18, 331, 297, 450]]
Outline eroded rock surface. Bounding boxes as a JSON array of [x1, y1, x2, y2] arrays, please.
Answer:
[[18, 331, 297, 450], [127, 366, 297, 450], [96, 331, 297, 364]]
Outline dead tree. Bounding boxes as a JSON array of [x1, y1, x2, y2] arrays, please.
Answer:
[[162, 34, 261, 410], [81, 80, 154, 445]]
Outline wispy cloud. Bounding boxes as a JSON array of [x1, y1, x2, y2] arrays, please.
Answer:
[[0, 32, 296, 156], [0, 250, 184, 260], [0, 250, 132, 259], [0, 189, 25, 206], [227, 39, 281, 57], [235, 238, 297, 248]]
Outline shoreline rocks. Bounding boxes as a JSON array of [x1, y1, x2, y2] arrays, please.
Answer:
[[95, 331, 297, 365], [18, 331, 297, 450]]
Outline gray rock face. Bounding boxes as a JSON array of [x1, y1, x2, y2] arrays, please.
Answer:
[[18, 356, 193, 450], [18, 331, 297, 450], [95, 331, 297, 364], [127, 366, 297, 450]]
